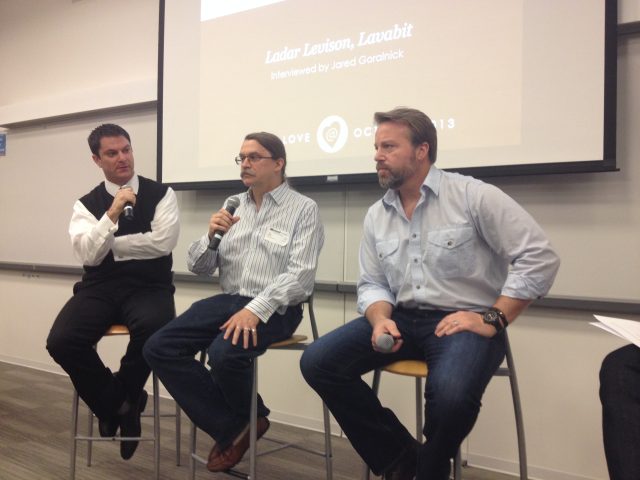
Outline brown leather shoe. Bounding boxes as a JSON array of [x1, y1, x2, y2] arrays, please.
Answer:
[[207, 416, 270, 472]]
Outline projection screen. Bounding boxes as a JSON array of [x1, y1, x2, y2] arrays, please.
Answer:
[[159, 0, 617, 189]]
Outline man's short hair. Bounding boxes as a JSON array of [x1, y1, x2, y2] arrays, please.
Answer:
[[374, 107, 438, 163], [88, 124, 131, 156], [244, 132, 287, 178]]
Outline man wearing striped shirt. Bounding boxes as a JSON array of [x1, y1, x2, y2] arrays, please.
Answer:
[[144, 132, 324, 472]]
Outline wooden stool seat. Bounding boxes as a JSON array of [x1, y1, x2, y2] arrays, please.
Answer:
[[382, 360, 428, 378], [104, 324, 130, 336], [269, 334, 307, 348]]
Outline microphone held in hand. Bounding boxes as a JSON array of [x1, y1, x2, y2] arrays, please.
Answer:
[[375, 333, 396, 353], [121, 185, 134, 220], [123, 202, 134, 220], [208, 196, 241, 250]]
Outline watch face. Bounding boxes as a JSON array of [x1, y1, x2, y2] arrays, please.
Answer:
[[484, 311, 499, 323]]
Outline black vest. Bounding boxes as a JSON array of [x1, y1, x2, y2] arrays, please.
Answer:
[[77, 176, 173, 289]]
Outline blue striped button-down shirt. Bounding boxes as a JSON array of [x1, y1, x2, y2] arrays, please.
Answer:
[[357, 166, 560, 315], [188, 182, 324, 321]]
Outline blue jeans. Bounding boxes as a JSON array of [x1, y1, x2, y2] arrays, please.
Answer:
[[300, 309, 506, 480], [600, 344, 640, 480], [143, 294, 302, 448]]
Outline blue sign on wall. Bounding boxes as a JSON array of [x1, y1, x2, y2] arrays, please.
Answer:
[[0, 133, 5, 156]]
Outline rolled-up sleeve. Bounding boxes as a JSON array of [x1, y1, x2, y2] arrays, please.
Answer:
[[471, 183, 560, 300], [187, 234, 220, 276]]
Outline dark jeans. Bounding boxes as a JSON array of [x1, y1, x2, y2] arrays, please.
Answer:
[[143, 294, 302, 448], [300, 309, 506, 480], [600, 344, 640, 480], [46, 281, 175, 420]]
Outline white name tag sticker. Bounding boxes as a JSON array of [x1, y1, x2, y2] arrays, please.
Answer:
[[265, 227, 289, 246]]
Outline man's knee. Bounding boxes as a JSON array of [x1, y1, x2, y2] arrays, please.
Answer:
[[142, 330, 163, 366], [600, 347, 628, 404], [299, 342, 328, 387], [46, 325, 83, 361], [46, 329, 66, 360]]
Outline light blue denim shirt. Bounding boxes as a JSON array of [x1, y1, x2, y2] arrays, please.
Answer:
[[357, 166, 560, 314]]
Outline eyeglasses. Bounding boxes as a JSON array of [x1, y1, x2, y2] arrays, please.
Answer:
[[234, 154, 273, 165]]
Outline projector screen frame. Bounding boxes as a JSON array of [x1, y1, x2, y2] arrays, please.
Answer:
[[157, 0, 618, 191]]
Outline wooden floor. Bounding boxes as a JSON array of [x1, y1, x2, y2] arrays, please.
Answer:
[[0, 361, 515, 480]]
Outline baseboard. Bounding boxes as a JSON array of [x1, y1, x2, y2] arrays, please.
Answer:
[[465, 453, 602, 480], [267, 409, 343, 437], [0, 354, 65, 375]]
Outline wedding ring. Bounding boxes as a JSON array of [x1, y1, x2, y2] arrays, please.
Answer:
[[251, 328, 257, 333], [453, 320, 459, 326]]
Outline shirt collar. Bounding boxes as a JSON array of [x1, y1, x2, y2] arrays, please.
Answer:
[[104, 174, 139, 197], [246, 181, 289, 206], [423, 164, 441, 196]]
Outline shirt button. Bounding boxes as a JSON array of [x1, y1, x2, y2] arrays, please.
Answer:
[[412, 234, 417, 239], [414, 258, 419, 263], [416, 285, 421, 289], [447, 240, 453, 247]]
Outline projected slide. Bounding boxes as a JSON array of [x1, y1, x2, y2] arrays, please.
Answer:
[[161, 0, 610, 185]]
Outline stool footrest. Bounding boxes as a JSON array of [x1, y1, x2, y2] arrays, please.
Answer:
[[74, 435, 156, 442]]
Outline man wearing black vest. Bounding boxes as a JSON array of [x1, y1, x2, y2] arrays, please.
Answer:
[[46, 123, 180, 460]]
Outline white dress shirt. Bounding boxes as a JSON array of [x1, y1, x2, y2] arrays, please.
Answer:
[[69, 175, 180, 266]]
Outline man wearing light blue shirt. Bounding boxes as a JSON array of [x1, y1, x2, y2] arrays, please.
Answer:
[[301, 107, 560, 480]]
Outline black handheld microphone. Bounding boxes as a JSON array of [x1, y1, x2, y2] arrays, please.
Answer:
[[123, 202, 134, 220], [121, 185, 134, 220], [375, 333, 396, 353], [208, 196, 241, 250]]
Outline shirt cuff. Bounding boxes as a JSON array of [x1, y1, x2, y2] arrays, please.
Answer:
[[357, 287, 396, 316], [501, 274, 546, 300], [245, 296, 277, 322], [112, 235, 131, 261], [98, 213, 118, 237]]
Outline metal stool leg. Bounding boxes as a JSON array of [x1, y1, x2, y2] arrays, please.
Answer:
[[249, 358, 259, 480], [361, 369, 382, 480], [189, 350, 206, 480], [415, 377, 423, 440], [189, 419, 198, 480], [176, 403, 182, 465], [70, 389, 79, 480], [321, 402, 333, 480], [86, 405, 94, 466], [505, 335, 528, 480], [453, 449, 462, 480], [153, 373, 160, 480]]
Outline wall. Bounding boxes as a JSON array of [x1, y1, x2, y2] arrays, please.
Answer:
[[1, 1, 640, 479]]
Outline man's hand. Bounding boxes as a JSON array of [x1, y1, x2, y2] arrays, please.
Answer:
[[208, 208, 240, 241], [106, 187, 136, 223], [221, 308, 260, 349], [435, 311, 497, 338], [371, 319, 403, 353]]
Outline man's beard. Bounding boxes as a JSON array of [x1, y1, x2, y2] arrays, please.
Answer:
[[377, 153, 417, 190], [378, 170, 404, 190]]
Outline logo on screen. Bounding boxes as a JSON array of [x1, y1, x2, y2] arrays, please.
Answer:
[[317, 115, 348, 154]]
